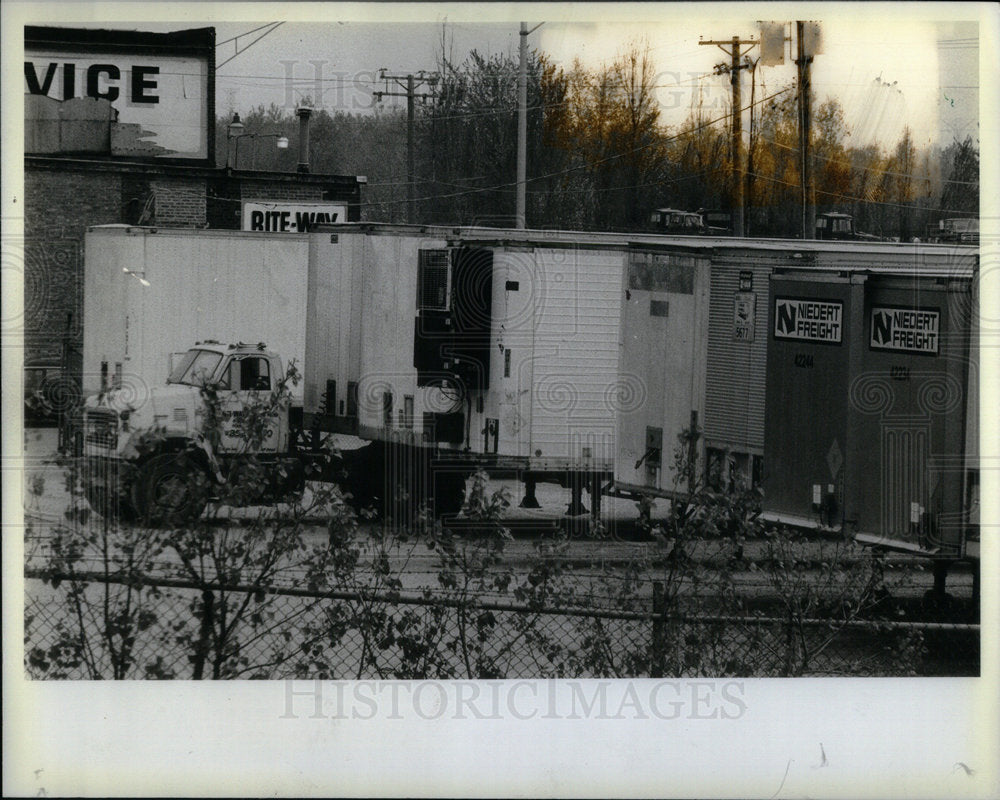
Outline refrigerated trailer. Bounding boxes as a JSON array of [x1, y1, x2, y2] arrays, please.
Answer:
[[303, 224, 713, 515]]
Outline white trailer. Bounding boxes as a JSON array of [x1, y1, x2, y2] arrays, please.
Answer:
[[82, 225, 310, 405], [304, 224, 713, 513]]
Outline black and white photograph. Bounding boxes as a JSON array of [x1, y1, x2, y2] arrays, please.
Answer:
[[4, 1, 998, 797]]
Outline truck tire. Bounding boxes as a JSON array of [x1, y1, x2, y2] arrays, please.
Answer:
[[132, 452, 209, 527], [433, 469, 467, 517], [85, 484, 137, 524], [83, 458, 137, 523]]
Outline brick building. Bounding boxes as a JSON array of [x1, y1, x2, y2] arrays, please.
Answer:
[[22, 25, 364, 421]]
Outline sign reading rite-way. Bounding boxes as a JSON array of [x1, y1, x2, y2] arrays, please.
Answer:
[[773, 297, 843, 343], [870, 306, 940, 354], [242, 201, 348, 233]]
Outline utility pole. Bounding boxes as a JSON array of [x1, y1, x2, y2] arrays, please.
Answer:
[[374, 70, 439, 223], [517, 22, 543, 229], [700, 35, 757, 237], [796, 21, 815, 239]]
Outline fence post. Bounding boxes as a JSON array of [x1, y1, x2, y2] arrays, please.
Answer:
[[650, 580, 666, 677], [192, 589, 215, 679], [783, 607, 797, 677]]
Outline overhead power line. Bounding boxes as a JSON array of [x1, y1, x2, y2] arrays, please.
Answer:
[[216, 22, 285, 70], [355, 86, 794, 210], [746, 170, 976, 215], [216, 23, 283, 48]]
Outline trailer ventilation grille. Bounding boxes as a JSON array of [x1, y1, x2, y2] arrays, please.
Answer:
[[418, 249, 450, 310]]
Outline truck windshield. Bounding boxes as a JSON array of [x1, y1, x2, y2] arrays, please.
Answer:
[[167, 349, 223, 386]]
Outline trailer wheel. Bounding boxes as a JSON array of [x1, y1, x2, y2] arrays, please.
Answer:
[[133, 453, 209, 527]]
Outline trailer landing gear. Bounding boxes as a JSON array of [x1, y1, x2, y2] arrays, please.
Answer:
[[519, 474, 541, 509], [565, 475, 589, 517], [564, 473, 603, 519], [923, 558, 955, 611]]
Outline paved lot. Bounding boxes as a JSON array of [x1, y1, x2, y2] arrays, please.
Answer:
[[17, 427, 976, 589]]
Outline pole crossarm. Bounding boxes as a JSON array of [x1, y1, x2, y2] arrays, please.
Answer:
[[373, 70, 439, 103]]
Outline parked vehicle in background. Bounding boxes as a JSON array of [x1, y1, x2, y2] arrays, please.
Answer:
[[814, 212, 882, 241], [649, 207, 709, 234], [925, 217, 979, 245]]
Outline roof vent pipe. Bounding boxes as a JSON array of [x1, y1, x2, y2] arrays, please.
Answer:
[[296, 106, 313, 173]]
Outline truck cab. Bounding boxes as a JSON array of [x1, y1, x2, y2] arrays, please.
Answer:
[[81, 341, 295, 524], [929, 218, 979, 245], [814, 212, 881, 241], [649, 208, 708, 235]]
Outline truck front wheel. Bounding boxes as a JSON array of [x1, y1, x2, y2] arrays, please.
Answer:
[[433, 469, 467, 517], [133, 453, 209, 527], [85, 484, 137, 524]]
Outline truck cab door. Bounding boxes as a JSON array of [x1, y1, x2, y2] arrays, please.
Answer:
[[216, 355, 282, 454]]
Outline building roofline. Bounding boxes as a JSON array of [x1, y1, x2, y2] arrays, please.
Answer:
[[25, 155, 363, 188], [25, 25, 215, 54]]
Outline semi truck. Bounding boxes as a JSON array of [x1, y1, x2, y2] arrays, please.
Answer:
[[78, 223, 979, 589], [80, 340, 310, 524]]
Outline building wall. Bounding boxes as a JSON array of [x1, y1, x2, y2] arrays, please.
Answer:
[[151, 177, 207, 226], [23, 168, 122, 369], [241, 180, 326, 202]]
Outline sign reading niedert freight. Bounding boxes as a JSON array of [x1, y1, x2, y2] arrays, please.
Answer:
[[870, 306, 940, 354], [773, 297, 843, 343]]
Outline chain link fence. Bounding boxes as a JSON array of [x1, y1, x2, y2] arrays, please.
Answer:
[[24, 568, 979, 680], [21, 442, 980, 681]]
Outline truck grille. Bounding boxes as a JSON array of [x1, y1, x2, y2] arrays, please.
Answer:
[[84, 408, 119, 450]]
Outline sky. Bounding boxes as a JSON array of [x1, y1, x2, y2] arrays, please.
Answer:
[[13, 2, 986, 152]]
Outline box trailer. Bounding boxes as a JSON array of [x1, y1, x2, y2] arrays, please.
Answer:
[[701, 241, 978, 497], [82, 225, 311, 405], [304, 224, 714, 514], [761, 253, 978, 591]]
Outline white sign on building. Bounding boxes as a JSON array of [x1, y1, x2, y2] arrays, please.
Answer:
[[242, 202, 348, 233], [870, 306, 940, 354], [773, 297, 843, 343], [25, 44, 210, 159]]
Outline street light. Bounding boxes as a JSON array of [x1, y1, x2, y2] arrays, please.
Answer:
[[227, 112, 289, 170]]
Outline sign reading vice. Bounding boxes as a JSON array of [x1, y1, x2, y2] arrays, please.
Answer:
[[773, 297, 843, 343], [242, 202, 347, 233], [870, 306, 940, 354]]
